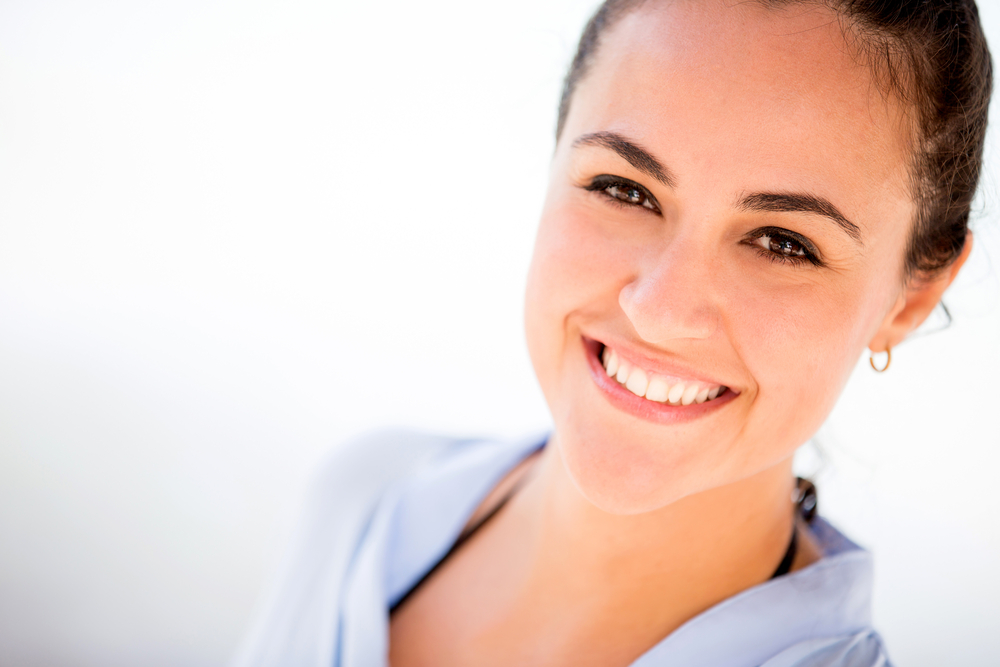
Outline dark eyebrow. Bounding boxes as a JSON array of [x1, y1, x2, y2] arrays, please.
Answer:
[[572, 131, 676, 188], [737, 192, 863, 244]]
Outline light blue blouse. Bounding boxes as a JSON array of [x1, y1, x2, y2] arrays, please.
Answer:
[[233, 431, 892, 667]]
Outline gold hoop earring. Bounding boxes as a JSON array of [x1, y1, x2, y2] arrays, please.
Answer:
[[869, 348, 891, 373]]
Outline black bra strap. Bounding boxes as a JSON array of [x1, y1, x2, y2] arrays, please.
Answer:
[[390, 473, 528, 614], [770, 525, 798, 579], [769, 477, 818, 580]]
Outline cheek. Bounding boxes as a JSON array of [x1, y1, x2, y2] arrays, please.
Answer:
[[524, 199, 628, 387], [727, 270, 885, 447]]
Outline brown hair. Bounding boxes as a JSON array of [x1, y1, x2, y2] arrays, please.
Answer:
[[556, 0, 994, 280]]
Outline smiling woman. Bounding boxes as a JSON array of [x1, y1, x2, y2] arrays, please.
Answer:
[[234, 1, 992, 666]]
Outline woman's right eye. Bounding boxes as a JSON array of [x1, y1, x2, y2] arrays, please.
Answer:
[[585, 176, 661, 213]]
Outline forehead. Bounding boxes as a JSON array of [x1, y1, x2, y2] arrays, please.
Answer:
[[566, 0, 916, 229]]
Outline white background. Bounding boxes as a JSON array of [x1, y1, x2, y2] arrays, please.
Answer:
[[0, 1, 998, 665]]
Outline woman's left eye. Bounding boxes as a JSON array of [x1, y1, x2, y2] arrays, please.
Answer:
[[745, 227, 822, 266]]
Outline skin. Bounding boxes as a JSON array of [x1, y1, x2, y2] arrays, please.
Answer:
[[389, 2, 971, 665]]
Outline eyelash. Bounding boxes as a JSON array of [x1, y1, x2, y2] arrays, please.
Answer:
[[743, 227, 823, 266], [583, 176, 823, 267], [584, 175, 661, 213]]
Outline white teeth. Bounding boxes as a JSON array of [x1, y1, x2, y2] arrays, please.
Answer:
[[605, 349, 619, 377], [695, 387, 710, 404], [645, 377, 670, 402], [624, 367, 649, 397], [615, 361, 631, 384], [600, 345, 726, 407]]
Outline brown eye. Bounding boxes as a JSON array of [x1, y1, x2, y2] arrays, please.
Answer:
[[607, 184, 656, 210], [606, 183, 658, 211], [756, 234, 807, 258], [744, 227, 822, 266], [584, 175, 661, 213]]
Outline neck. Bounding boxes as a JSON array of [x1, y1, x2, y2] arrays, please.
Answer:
[[513, 434, 796, 637]]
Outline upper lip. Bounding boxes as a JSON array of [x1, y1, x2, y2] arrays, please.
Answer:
[[589, 335, 735, 390]]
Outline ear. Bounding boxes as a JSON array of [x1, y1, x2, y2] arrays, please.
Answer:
[[868, 233, 974, 353]]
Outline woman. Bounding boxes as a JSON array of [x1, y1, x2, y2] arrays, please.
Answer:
[[235, 1, 992, 665]]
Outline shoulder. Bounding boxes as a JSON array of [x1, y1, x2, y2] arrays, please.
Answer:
[[304, 429, 546, 513], [303, 429, 461, 511], [231, 430, 469, 667], [761, 629, 892, 667]]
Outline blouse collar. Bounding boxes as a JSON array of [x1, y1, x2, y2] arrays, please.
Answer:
[[337, 435, 874, 667]]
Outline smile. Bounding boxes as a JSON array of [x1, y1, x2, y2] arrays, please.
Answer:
[[601, 346, 728, 406], [582, 337, 737, 424]]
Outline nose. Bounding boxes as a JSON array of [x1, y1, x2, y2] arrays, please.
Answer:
[[618, 238, 720, 344]]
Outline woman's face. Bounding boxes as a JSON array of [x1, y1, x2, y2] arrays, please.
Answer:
[[524, 1, 917, 513]]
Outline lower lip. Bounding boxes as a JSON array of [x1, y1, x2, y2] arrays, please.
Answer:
[[583, 337, 738, 425]]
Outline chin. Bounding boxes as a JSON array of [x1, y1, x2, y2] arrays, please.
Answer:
[[551, 407, 716, 515]]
